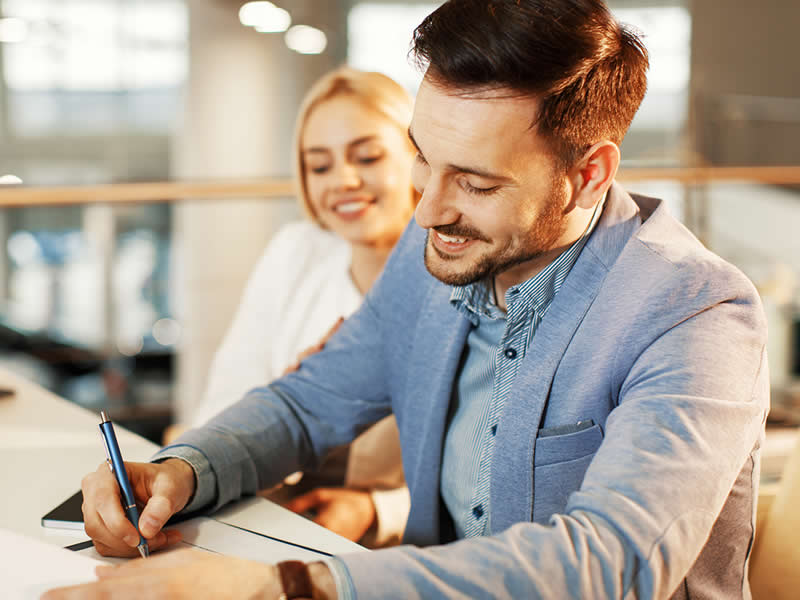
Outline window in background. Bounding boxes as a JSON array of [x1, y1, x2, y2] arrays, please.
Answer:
[[1, 0, 188, 137], [0, 1, 185, 431], [347, 2, 440, 94], [611, 5, 692, 166]]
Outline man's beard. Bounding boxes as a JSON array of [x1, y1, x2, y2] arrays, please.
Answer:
[[423, 177, 569, 287]]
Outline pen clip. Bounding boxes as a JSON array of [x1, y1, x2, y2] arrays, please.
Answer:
[[99, 430, 114, 474]]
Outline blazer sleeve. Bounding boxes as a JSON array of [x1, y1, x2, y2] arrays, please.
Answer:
[[337, 263, 769, 599], [153, 221, 427, 512]]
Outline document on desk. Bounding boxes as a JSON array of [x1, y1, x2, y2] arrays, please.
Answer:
[[76, 517, 329, 565], [1, 527, 105, 600], [214, 496, 368, 556]]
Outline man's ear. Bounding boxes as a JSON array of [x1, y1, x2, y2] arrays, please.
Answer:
[[568, 141, 620, 210]]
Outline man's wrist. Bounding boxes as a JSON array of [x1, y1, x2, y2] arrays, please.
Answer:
[[162, 457, 198, 510]]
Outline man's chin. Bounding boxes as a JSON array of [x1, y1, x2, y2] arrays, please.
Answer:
[[424, 244, 486, 287]]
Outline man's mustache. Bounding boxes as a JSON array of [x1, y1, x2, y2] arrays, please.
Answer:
[[430, 224, 490, 243]]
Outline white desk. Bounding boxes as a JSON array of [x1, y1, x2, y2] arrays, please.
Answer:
[[0, 368, 364, 557]]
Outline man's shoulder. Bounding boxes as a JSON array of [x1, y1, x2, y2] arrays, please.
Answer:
[[630, 197, 756, 296]]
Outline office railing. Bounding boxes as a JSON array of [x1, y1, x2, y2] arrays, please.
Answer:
[[1, 166, 800, 208]]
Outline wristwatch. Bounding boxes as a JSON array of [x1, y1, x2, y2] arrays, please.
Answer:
[[277, 560, 314, 599]]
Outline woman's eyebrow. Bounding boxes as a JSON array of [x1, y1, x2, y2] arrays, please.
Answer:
[[347, 135, 379, 149], [304, 135, 379, 155]]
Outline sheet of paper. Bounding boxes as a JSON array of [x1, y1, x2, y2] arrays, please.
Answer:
[[213, 496, 368, 556], [1, 527, 105, 600], [77, 517, 327, 565]]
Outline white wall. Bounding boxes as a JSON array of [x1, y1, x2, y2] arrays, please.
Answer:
[[171, 0, 343, 421]]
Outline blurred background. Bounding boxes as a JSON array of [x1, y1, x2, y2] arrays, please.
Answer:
[[0, 0, 798, 444]]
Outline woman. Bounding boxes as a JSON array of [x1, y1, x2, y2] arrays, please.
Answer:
[[168, 67, 417, 547]]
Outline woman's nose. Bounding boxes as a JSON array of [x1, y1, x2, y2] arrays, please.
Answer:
[[331, 161, 362, 190]]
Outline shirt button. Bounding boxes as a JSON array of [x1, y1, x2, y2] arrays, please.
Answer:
[[504, 347, 517, 359], [472, 505, 484, 519], [490, 424, 497, 436]]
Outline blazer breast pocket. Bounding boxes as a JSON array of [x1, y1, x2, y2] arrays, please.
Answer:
[[532, 422, 603, 523]]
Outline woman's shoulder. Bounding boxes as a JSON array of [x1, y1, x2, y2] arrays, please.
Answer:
[[269, 220, 348, 258], [254, 220, 351, 291]]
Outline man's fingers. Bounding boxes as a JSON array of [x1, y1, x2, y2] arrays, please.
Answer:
[[93, 528, 181, 561], [82, 466, 140, 554], [94, 492, 140, 541], [139, 494, 175, 538]]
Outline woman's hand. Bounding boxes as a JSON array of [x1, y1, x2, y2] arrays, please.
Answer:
[[282, 317, 344, 375], [80, 458, 196, 557], [285, 487, 377, 542]]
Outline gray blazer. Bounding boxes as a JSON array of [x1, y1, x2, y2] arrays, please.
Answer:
[[164, 183, 768, 599]]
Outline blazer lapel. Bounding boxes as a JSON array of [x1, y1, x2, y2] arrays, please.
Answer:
[[490, 184, 643, 533], [401, 283, 472, 546]]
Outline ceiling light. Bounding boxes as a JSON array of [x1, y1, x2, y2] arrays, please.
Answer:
[[0, 174, 23, 185], [239, 2, 291, 33], [285, 25, 327, 55]]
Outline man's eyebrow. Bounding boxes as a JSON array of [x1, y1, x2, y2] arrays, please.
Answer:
[[408, 126, 513, 183]]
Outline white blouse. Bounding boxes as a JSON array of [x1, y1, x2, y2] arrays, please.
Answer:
[[192, 220, 409, 546]]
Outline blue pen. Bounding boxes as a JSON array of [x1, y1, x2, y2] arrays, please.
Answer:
[[99, 411, 150, 558]]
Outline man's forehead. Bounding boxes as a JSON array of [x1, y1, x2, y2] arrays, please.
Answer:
[[411, 78, 544, 153]]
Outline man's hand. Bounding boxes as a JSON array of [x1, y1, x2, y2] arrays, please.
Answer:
[[81, 458, 196, 557], [42, 549, 337, 599], [41, 549, 282, 599], [285, 487, 377, 542]]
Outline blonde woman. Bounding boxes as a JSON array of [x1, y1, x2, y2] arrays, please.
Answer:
[[169, 67, 417, 547]]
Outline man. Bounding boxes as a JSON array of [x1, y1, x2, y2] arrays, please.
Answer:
[[47, 1, 768, 598]]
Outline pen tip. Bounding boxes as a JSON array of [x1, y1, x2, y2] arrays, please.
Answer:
[[138, 545, 149, 559]]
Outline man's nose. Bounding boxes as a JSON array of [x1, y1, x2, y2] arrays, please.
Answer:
[[414, 178, 459, 229]]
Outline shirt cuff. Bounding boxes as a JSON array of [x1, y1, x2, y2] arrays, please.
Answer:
[[151, 444, 217, 513], [370, 487, 410, 547], [324, 557, 357, 600]]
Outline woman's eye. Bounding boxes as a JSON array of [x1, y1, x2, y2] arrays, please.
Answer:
[[358, 155, 382, 165], [309, 165, 330, 174]]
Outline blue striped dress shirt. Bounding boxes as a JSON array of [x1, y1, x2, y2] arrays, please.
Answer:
[[441, 199, 604, 539]]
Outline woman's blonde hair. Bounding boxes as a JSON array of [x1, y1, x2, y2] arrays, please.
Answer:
[[293, 66, 416, 224]]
